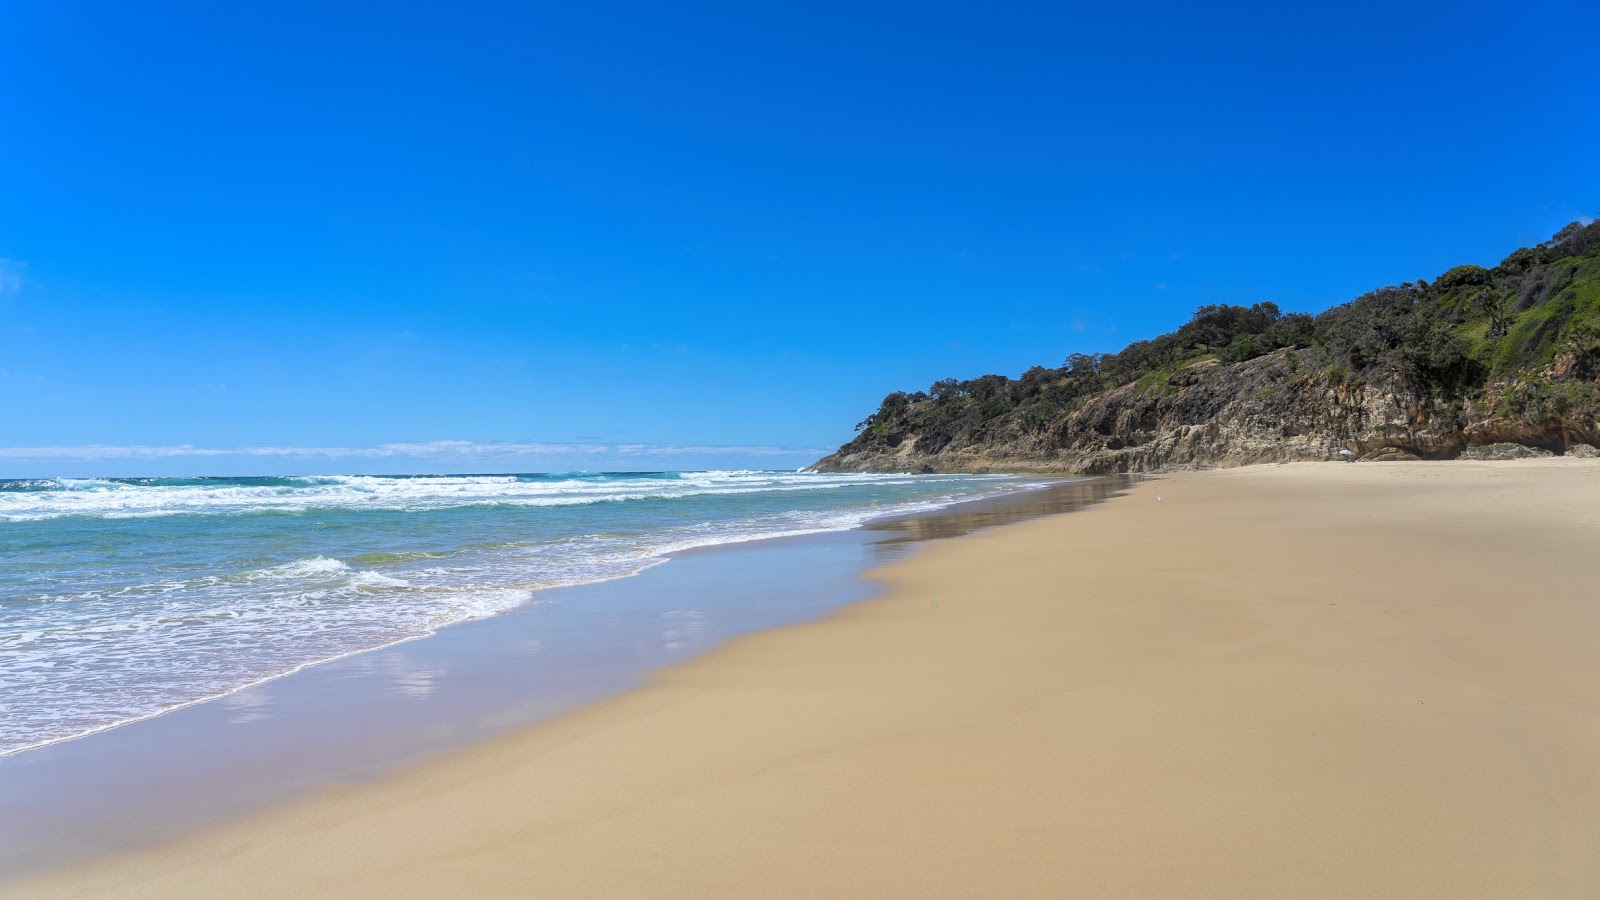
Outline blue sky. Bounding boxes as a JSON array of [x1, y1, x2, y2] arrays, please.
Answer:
[[2, 1, 1595, 476]]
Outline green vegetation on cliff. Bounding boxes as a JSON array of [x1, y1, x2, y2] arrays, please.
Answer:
[[824, 221, 1600, 471]]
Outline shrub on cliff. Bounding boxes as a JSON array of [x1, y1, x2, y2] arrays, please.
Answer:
[[827, 221, 1600, 465]]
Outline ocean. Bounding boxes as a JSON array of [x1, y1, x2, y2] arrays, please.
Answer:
[[0, 470, 1035, 757]]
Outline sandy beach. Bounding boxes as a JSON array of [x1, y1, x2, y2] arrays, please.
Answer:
[[16, 460, 1600, 898]]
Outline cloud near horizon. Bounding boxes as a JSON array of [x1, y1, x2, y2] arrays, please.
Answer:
[[0, 440, 833, 463]]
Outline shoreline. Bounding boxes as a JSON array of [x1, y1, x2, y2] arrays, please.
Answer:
[[0, 477, 1126, 882], [16, 460, 1600, 897], [0, 474, 1045, 763]]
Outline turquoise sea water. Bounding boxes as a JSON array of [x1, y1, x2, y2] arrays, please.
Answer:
[[0, 470, 1032, 756]]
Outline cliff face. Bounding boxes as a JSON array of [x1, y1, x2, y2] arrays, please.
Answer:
[[813, 349, 1600, 474], [813, 222, 1600, 475]]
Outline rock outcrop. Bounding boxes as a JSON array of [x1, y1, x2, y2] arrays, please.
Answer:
[[813, 222, 1600, 475], [811, 348, 1600, 474]]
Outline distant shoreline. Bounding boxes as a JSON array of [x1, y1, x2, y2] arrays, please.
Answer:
[[17, 458, 1600, 897]]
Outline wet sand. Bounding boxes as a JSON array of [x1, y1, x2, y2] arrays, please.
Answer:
[[0, 478, 1127, 880], [17, 461, 1600, 897]]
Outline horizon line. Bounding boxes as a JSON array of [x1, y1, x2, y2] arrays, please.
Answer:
[[0, 439, 835, 464]]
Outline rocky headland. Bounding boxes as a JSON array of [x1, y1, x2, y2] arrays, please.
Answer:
[[813, 221, 1600, 474]]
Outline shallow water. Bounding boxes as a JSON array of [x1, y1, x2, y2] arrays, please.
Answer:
[[0, 471, 1024, 756], [0, 476, 1135, 881]]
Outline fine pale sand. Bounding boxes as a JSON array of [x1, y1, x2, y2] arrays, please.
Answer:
[[17, 461, 1600, 898]]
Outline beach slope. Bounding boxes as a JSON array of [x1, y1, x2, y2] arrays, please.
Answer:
[[19, 461, 1600, 898]]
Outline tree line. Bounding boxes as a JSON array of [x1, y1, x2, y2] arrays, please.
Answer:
[[851, 220, 1600, 453]]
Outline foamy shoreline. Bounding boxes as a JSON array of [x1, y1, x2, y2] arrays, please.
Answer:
[[15, 460, 1600, 897], [0, 470, 1029, 758], [0, 478, 1121, 882]]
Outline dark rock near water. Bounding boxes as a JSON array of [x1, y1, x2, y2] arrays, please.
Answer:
[[1458, 443, 1556, 461], [812, 221, 1600, 475], [813, 347, 1600, 473]]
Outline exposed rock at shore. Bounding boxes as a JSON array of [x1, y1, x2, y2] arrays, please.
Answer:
[[813, 349, 1600, 473], [812, 222, 1600, 475], [1459, 443, 1556, 461]]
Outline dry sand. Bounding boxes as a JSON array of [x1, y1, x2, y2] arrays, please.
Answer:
[[17, 460, 1600, 898]]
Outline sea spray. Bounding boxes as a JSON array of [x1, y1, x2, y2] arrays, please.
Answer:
[[0, 471, 1031, 755]]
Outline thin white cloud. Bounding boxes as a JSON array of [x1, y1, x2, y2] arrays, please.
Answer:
[[0, 440, 832, 463], [0, 259, 26, 294], [612, 443, 829, 457]]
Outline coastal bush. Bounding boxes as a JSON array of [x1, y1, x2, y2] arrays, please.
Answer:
[[1266, 313, 1316, 349], [1065, 352, 1101, 378], [829, 222, 1600, 462], [1435, 264, 1491, 293], [855, 391, 914, 434], [1545, 220, 1600, 259], [1219, 332, 1268, 363], [1559, 322, 1600, 380], [1474, 287, 1516, 338], [1176, 302, 1280, 351], [1497, 246, 1549, 276], [1495, 379, 1600, 421]]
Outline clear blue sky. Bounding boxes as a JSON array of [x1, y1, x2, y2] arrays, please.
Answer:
[[2, 1, 1595, 476]]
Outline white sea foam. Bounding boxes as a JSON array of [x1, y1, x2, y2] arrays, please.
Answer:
[[350, 571, 410, 589], [0, 471, 1038, 756], [265, 557, 351, 578], [0, 471, 977, 522]]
